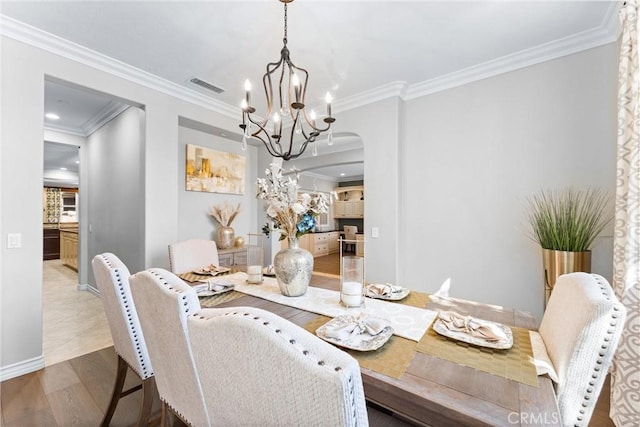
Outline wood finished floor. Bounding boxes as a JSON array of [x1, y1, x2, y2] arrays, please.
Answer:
[[313, 250, 351, 276], [4, 259, 612, 426]]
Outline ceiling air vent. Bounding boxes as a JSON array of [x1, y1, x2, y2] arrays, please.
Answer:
[[188, 77, 224, 94]]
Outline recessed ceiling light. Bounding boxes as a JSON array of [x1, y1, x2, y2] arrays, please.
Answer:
[[75, 160, 80, 164], [45, 113, 60, 120], [340, 173, 346, 176], [60, 167, 67, 171]]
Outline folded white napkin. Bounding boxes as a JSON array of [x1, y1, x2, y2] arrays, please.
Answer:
[[264, 265, 275, 275], [323, 313, 390, 341], [193, 280, 233, 293], [194, 264, 219, 274], [366, 283, 403, 296], [437, 311, 507, 342]]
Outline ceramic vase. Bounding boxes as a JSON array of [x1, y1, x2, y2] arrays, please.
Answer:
[[274, 236, 313, 296], [216, 226, 235, 249]]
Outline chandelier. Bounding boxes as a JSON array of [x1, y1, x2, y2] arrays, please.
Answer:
[[239, 0, 335, 161]]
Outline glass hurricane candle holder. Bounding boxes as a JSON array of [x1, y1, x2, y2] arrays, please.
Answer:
[[246, 245, 263, 284], [341, 256, 364, 307]]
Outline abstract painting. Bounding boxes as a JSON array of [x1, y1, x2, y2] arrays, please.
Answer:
[[185, 144, 246, 194]]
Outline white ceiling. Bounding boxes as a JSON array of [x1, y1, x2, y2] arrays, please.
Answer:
[[2, 1, 619, 182]]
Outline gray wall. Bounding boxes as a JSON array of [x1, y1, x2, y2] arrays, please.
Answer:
[[0, 32, 618, 375], [177, 126, 258, 243], [86, 107, 145, 285], [399, 44, 617, 319]]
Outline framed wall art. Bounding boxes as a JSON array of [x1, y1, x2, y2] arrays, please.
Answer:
[[185, 144, 246, 194]]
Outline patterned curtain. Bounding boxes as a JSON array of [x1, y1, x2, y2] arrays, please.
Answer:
[[612, 2, 640, 425], [45, 187, 61, 223]]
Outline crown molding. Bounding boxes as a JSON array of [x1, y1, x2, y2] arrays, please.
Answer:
[[333, 81, 407, 113], [1, 5, 622, 116], [81, 102, 130, 136], [405, 2, 621, 100], [0, 15, 238, 120]]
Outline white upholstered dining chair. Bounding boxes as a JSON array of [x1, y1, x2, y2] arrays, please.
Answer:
[[91, 253, 155, 427], [534, 273, 626, 427], [129, 268, 210, 426], [187, 306, 370, 426], [168, 238, 220, 274]]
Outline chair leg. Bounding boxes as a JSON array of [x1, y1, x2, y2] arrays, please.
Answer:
[[100, 354, 128, 427], [161, 401, 169, 427], [136, 376, 156, 426]]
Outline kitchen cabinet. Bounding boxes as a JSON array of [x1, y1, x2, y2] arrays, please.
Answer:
[[327, 231, 340, 254], [356, 234, 365, 257], [43, 226, 60, 260], [334, 200, 364, 218], [218, 247, 247, 267], [280, 234, 311, 252], [333, 186, 364, 219], [311, 233, 329, 257], [60, 229, 78, 270]]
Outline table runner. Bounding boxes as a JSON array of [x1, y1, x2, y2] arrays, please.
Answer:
[[220, 272, 437, 342]]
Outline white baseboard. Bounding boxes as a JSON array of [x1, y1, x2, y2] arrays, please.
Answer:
[[77, 283, 100, 297], [1, 355, 45, 382]]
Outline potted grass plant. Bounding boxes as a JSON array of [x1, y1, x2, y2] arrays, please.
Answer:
[[526, 187, 612, 306]]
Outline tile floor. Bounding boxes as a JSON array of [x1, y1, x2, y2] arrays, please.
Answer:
[[42, 260, 113, 367]]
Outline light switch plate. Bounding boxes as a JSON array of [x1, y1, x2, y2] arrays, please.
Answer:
[[371, 227, 379, 238], [7, 233, 22, 248]]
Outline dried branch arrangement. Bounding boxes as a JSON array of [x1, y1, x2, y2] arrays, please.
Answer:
[[210, 201, 241, 227]]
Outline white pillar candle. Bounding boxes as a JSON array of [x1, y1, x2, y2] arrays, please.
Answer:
[[341, 281, 363, 306], [342, 281, 362, 295], [247, 265, 262, 275], [341, 294, 363, 307], [247, 274, 262, 284]]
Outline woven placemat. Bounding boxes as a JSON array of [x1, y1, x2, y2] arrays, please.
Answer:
[[199, 290, 246, 308], [178, 272, 213, 283], [304, 315, 416, 379], [416, 322, 539, 387]]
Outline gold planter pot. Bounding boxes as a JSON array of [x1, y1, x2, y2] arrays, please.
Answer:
[[542, 249, 591, 307]]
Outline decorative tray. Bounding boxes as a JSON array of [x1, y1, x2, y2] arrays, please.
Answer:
[[193, 266, 231, 276], [365, 284, 410, 301], [316, 315, 394, 351], [192, 282, 234, 297], [432, 315, 513, 350]]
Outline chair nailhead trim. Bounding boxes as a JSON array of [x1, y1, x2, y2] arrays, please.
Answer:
[[193, 310, 344, 373]]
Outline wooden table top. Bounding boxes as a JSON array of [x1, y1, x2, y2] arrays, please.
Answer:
[[208, 274, 561, 427]]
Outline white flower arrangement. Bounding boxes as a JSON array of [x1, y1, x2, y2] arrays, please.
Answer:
[[257, 164, 332, 241]]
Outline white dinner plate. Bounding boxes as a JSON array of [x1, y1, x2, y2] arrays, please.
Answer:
[[432, 315, 513, 350], [316, 315, 394, 351]]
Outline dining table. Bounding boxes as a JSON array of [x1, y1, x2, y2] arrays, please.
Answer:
[[186, 272, 561, 427]]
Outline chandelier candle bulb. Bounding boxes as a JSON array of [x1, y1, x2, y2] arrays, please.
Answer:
[[244, 79, 251, 105], [292, 74, 301, 104], [325, 92, 332, 117]]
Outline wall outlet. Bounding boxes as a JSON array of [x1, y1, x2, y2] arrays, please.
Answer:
[[7, 233, 22, 248], [371, 227, 379, 238]]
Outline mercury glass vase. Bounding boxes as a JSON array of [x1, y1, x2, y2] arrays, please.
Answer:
[[216, 226, 235, 250], [274, 236, 313, 296]]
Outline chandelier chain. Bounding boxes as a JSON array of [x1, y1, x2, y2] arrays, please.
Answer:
[[283, 3, 288, 45]]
